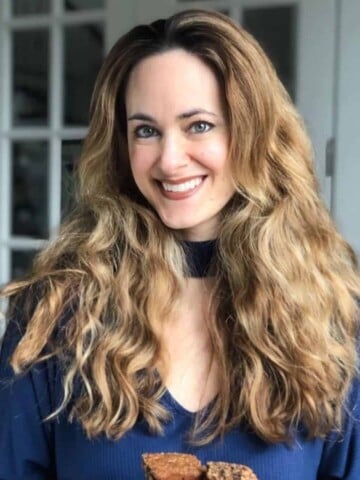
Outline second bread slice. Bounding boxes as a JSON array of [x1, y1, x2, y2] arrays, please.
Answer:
[[206, 461, 258, 479]]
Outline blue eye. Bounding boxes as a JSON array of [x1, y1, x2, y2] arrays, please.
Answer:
[[134, 125, 158, 138], [190, 121, 213, 134]]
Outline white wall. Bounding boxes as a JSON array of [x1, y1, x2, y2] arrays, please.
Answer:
[[333, 0, 360, 258]]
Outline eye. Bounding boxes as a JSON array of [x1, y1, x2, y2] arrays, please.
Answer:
[[134, 125, 159, 139], [189, 121, 214, 134]]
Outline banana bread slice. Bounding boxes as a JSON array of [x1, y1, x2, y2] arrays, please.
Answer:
[[205, 461, 258, 479], [142, 452, 205, 479]]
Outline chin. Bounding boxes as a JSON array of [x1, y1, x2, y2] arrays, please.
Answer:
[[162, 220, 193, 231], [158, 215, 194, 231]]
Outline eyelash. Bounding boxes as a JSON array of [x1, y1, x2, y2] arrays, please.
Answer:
[[133, 121, 214, 139], [133, 125, 159, 139], [189, 121, 214, 134]]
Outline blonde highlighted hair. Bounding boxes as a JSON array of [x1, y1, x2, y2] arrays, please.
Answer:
[[2, 9, 360, 444]]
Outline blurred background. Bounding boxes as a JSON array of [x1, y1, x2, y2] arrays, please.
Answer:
[[0, 0, 359, 286]]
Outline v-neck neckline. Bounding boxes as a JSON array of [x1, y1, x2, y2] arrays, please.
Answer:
[[182, 239, 216, 278]]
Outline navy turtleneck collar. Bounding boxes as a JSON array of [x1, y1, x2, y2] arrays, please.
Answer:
[[182, 239, 216, 278]]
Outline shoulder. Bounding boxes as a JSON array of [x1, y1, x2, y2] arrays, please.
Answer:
[[0, 301, 57, 479], [318, 343, 360, 478], [0, 281, 73, 385], [0, 284, 65, 427]]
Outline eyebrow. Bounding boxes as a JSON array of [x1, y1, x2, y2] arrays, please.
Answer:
[[127, 108, 218, 122]]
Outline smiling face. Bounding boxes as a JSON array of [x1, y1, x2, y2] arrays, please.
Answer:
[[125, 49, 235, 241]]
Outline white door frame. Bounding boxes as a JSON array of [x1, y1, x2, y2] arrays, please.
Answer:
[[0, 0, 106, 285]]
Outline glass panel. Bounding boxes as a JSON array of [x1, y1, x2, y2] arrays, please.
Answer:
[[64, 24, 104, 125], [243, 6, 296, 100], [13, 29, 49, 126], [12, 141, 49, 239], [11, 250, 38, 279], [64, 0, 105, 11], [12, 0, 50, 15], [62, 140, 82, 217]]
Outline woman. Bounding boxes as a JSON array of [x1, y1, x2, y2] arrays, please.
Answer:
[[1, 9, 359, 480]]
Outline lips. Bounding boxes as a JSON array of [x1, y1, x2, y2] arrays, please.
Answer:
[[157, 176, 206, 200], [162, 177, 203, 192]]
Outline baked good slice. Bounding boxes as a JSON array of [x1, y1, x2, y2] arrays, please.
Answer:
[[142, 452, 205, 479], [205, 461, 258, 479]]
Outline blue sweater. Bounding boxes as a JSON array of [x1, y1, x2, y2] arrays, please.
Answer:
[[1, 239, 360, 480], [1, 310, 360, 480]]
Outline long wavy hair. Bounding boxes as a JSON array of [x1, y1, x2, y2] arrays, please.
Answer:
[[2, 9, 360, 444]]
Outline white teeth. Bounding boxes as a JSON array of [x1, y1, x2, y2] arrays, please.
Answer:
[[162, 177, 203, 192]]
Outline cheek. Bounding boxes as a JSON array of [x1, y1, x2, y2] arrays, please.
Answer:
[[128, 156, 143, 188], [196, 133, 228, 163], [198, 143, 230, 173], [129, 145, 144, 172], [128, 146, 156, 189]]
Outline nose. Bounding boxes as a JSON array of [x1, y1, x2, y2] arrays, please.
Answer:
[[157, 132, 188, 175]]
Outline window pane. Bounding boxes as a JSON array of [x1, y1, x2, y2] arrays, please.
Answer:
[[62, 140, 82, 218], [64, 0, 105, 11], [13, 29, 49, 126], [11, 250, 38, 279], [12, 142, 49, 238], [243, 6, 296, 100], [12, 0, 50, 15], [64, 24, 104, 125]]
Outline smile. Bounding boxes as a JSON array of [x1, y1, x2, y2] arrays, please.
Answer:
[[161, 177, 204, 193]]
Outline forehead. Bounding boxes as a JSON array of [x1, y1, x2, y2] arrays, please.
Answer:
[[125, 49, 224, 115]]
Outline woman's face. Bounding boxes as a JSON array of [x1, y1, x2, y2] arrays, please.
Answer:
[[125, 48, 235, 241]]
